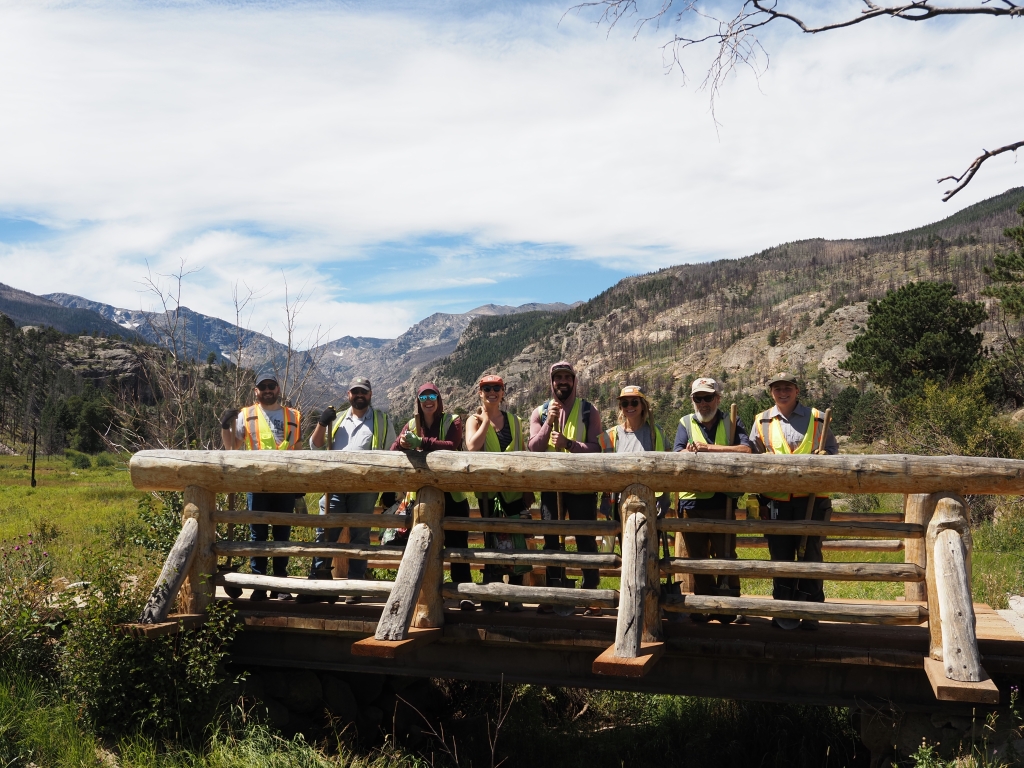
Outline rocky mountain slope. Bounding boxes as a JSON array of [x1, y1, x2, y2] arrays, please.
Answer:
[[0, 283, 137, 338], [417, 187, 1024, 423]]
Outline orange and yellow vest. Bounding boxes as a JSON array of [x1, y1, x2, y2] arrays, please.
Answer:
[[756, 406, 824, 501], [242, 404, 300, 450]]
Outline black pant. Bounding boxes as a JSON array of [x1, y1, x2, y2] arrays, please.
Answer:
[[762, 496, 832, 602], [248, 492, 296, 578], [479, 495, 526, 588], [680, 506, 740, 597], [445, 493, 472, 585], [541, 491, 599, 589]]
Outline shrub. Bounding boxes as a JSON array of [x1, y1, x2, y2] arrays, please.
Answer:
[[66, 450, 92, 470], [134, 492, 185, 554], [850, 390, 891, 443], [94, 453, 115, 467], [829, 387, 861, 436], [0, 533, 60, 674]]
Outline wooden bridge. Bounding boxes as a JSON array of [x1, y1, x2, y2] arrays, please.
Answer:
[[128, 450, 1024, 718]]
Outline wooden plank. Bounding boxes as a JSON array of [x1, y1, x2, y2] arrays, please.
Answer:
[[661, 558, 925, 582], [592, 641, 665, 678], [214, 541, 406, 560], [412, 487, 445, 629], [214, 509, 409, 528], [181, 487, 216, 613], [376, 523, 432, 641], [442, 517, 620, 536], [442, 548, 621, 569], [737, 538, 905, 552], [658, 518, 923, 539], [442, 582, 618, 608], [935, 527, 982, 682], [614, 512, 646, 658], [130, 450, 1024, 496], [351, 627, 442, 658], [138, 517, 198, 623], [214, 572, 393, 597], [923, 657, 999, 704], [119, 613, 206, 638], [662, 594, 928, 625]]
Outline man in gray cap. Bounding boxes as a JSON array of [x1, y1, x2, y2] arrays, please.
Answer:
[[219, 369, 302, 601], [297, 376, 395, 604], [752, 373, 839, 629]]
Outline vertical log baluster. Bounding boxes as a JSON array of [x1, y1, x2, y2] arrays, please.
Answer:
[[411, 486, 445, 628], [621, 483, 662, 642], [181, 485, 216, 614], [904, 493, 937, 602], [924, 495, 975, 670], [614, 512, 647, 658]]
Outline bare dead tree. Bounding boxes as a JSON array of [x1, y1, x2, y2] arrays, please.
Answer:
[[266, 273, 332, 417], [571, 0, 1023, 199]]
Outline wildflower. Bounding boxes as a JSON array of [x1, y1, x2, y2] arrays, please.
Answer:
[[14, 546, 20, 551]]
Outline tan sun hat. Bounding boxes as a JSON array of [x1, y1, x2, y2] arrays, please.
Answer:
[[690, 377, 721, 396], [618, 385, 648, 402]]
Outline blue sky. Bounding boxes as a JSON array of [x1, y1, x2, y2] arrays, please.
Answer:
[[0, 1, 1020, 341]]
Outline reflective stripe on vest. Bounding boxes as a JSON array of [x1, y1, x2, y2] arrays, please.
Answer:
[[243, 404, 300, 450], [547, 398, 582, 452], [329, 408, 389, 450], [678, 413, 727, 500], [756, 406, 822, 501], [477, 412, 523, 503], [406, 412, 466, 503]]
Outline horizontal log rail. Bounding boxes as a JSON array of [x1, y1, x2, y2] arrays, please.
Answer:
[[659, 518, 922, 539], [442, 582, 618, 608], [443, 548, 621, 569], [214, 510, 409, 529], [662, 594, 928, 625], [214, 572, 394, 597], [214, 541, 406, 560], [441, 517, 621, 536], [661, 558, 926, 582], [829, 512, 904, 523], [130, 450, 1024, 496], [735, 538, 905, 551]]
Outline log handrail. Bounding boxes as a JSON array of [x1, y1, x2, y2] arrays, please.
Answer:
[[441, 517, 620, 535], [130, 450, 1024, 496], [214, 541, 406, 560], [442, 548, 620, 568], [662, 558, 926, 582], [662, 594, 928, 625], [659, 518, 923, 538], [213, 510, 410, 529], [736, 537, 905, 551]]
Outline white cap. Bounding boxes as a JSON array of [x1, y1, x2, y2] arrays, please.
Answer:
[[691, 377, 721, 396]]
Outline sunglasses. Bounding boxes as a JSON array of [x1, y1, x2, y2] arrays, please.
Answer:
[[349, 388, 369, 397], [418, 393, 439, 402], [480, 385, 503, 393], [256, 382, 278, 391], [692, 394, 716, 403], [619, 398, 642, 408]]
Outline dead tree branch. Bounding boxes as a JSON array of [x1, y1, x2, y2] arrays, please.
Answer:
[[938, 140, 1024, 201]]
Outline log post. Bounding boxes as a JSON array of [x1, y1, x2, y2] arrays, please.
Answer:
[[614, 511, 647, 657], [621, 483, 662, 642], [934, 527, 982, 681], [925, 495, 973, 664], [376, 523, 432, 641], [180, 486, 216, 614], [139, 517, 198, 623], [411, 486, 445, 629], [904, 494, 937, 602]]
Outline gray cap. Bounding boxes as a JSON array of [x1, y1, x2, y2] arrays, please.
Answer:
[[348, 377, 372, 391], [255, 369, 278, 387], [766, 372, 798, 389]]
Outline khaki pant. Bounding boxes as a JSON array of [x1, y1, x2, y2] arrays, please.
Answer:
[[681, 507, 740, 596]]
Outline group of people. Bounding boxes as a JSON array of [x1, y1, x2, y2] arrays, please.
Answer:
[[219, 361, 836, 629]]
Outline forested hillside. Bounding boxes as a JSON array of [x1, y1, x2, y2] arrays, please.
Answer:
[[410, 188, 1024, 429]]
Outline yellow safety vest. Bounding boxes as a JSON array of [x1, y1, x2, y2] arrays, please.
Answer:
[[476, 412, 523, 504], [328, 407, 389, 450], [546, 398, 583, 452], [678, 413, 734, 501], [243, 404, 300, 450], [756, 406, 823, 501], [598, 424, 665, 453], [405, 413, 466, 503]]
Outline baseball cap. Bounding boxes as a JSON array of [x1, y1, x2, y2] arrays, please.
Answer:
[[618, 385, 648, 401], [691, 377, 721, 396], [479, 374, 504, 387], [255, 369, 278, 387], [766, 372, 798, 389], [348, 377, 372, 391]]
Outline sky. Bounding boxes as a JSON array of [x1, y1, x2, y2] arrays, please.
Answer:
[[0, 0, 1020, 344]]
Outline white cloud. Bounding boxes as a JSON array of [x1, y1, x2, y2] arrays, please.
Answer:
[[0, 0, 1020, 340]]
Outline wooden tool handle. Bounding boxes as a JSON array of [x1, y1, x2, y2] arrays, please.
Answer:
[[799, 407, 833, 556]]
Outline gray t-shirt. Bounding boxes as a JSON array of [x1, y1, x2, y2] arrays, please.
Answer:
[[615, 424, 653, 453], [310, 408, 395, 451], [234, 405, 286, 444]]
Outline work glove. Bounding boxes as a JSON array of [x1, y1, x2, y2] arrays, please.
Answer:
[[404, 431, 423, 449], [219, 408, 239, 430], [813, 449, 828, 455], [318, 406, 337, 427]]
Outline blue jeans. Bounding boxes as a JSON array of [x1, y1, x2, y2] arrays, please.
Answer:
[[248, 492, 297, 577], [311, 492, 377, 579]]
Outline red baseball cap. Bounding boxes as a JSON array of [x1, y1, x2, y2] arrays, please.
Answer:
[[478, 375, 504, 387]]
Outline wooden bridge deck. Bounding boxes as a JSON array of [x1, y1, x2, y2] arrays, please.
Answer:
[[220, 591, 1024, 713]]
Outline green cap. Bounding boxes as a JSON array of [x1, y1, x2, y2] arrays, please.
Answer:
[[766, 372, 798, 389]]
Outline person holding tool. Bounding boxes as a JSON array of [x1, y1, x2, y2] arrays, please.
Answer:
[[465, 374, 531, 612], [674, 377, 753, 623], [391, 382, 475, 609], [297, 376, 395, 605], [528, 361, 602, 614], [219, 370, 301, 601], [752, 373, 838, 630]]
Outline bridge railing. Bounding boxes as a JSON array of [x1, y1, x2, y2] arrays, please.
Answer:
[[129, 449, 1016, 699]]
